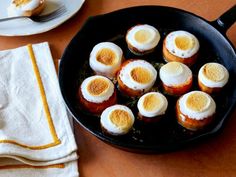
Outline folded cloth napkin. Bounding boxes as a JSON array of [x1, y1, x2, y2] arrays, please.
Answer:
[[0, 42, 78, 176]]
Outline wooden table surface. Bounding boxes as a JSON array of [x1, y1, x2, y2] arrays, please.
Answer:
[[0, 0, 236, 177]]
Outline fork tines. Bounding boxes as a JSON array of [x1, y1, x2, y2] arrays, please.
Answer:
[[33, 5, 67, 22]]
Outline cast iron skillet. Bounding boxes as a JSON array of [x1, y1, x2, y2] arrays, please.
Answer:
[[59, 5, 236, 153]]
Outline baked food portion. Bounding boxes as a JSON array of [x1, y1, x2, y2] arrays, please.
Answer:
[[126, 24, 160, 55], [78, 75, 117, 115], [117, 59, 157, 97], [159, 61, 192, 96], [89, 42, 123, 79], [198, 62, 229, 94], [176, 91, 216, 131], [7, 0, 45, 17], [163, 30, 199, 66], [100, 105, 135, 136], [137, 92, 168, 122]]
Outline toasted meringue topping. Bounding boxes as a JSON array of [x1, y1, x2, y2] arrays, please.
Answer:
[[165, 30, 199, 58], [131, 67, 152, 84], [134, 29, 152, 44], [175, 36, 194, 50], [96, 48, 117, 66], [198, 62, 229, 88], [186, 92, 210, 112], [100, 105, 135, 135], [126, 24, 160, 51], [81, 75, 114, 103], [159, 62, 192, 86], [178, 91, 216, 120], [119, 60, 157, 91], [8, 0, 42, 17], [87, 78, 109, 96], [203, 63, 225, 82], [13, 0, 31, 6], [109, 109, 132, 129], [143, 93, 162, 111], [89, 42, 123, 78], [137, 92, 168, 117], [162, 62, 184, 76]]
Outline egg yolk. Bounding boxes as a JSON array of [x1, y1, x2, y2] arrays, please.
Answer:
[[110, 109, 132, 129], [186, 92, 209, 112], [96, 48, 117, 66], [175, 35, 193, 50], [134, 29, 152, 44], [87, 78, 109, 96], [130, 67, 152, 84], [203, 63, 225, 82], [143, 94, 162, 112]]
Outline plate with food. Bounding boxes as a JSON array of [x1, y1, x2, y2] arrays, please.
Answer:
[[59, 5, 236, 152], [0, 0, 84, 36]]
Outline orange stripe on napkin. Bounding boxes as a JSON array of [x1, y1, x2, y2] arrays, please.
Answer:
[[0, 44, 61, 149], [27, 44, 60, 143], [0, 163, 65, 170], [0, 139, 60, 150]]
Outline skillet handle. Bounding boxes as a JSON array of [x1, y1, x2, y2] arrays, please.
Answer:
[[212, 4, 236, 33]]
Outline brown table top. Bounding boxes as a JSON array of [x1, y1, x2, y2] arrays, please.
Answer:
[[0, 0, 236, 177]]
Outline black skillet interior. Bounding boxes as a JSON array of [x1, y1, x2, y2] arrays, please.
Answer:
[[59, 6, 236, 153]]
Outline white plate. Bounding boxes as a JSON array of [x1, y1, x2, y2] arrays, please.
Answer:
[[0, 0, 85, 36]]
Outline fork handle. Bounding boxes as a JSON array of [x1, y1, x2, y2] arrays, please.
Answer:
[[0, 16, 28, 22]]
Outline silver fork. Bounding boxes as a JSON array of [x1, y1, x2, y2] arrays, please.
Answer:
[[0, 5, 66, 23]]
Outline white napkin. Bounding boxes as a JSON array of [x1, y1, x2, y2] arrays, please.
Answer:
[[0, 42, 78, 176]]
